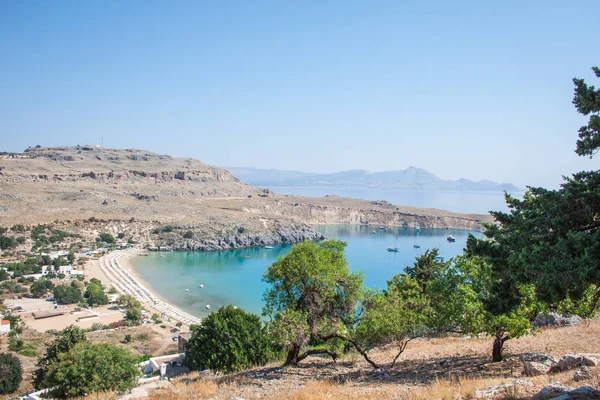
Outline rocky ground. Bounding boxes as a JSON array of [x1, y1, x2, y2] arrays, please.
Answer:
[[0, 146, 492, 250]]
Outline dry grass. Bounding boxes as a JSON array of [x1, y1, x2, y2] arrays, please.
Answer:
[[141, 319, 600, 400]]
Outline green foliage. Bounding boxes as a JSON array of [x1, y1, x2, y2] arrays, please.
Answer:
[[185, 305, 277, 372], [162, 225, 174, 233], [557, 284, 600, 318], [0, 353, 23, 394], [263, 240, 363, 365], [30, 279, 54, 297], [0, 269, 7, 282], [183, 230, 194, 239], [1, 281, 26, 294], [573, 66, 600, 157], [34, 325, 87, 389], [124, 306, 142, 325], [43, 342, 139, 398], [11, 224, 24, 232], [0, 235, 17, 250], [404, 248, 447, 290], [84, 280, 108, 307], [53, 282, 83, 304], [97, 233, 115, 244], [116, 294, 141, 308]]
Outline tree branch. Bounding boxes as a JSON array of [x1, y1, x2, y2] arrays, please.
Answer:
[[390, 338, 413, 368], [296, 348, 338, 363], [319, 333, 380, 369]]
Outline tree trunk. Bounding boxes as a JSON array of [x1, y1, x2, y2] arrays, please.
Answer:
[[492, 329, 508, 362], [285, 343, 301, 366]]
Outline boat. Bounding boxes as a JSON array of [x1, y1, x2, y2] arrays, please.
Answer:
[[372, 230, 377, 234], [199, 284, 204, 288], [185, 289, 189, 292], [386, 247, 399, 252], [264, 246, 274, 249], [413, 244, 420, 249], [447, 235, 456, 242], [379, 226, 386, 230], [205, 304, 211, 309]]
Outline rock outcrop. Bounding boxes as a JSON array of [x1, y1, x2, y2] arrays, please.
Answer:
[[533, 312, 583, 329]]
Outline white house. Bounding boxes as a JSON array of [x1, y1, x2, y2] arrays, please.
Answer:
[[0, 320, 10, 334], [57, 265, 73, 275]]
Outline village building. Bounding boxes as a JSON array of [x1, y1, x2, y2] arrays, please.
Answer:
[[0, 320, 10, 334]]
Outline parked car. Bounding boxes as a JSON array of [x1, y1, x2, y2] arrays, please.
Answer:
[[172, 336, 178, 341], [13, 306, 23, 311]]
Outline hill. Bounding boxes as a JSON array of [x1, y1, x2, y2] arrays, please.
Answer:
[[0, 146, 492, 251], [225, 166, 521, 191]]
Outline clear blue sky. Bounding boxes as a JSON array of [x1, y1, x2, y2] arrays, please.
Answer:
[[1, 0, 598, 188]]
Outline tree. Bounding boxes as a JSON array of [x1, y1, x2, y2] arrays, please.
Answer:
[[403, 248, 447, 291], [263, 240, 363, 365], [84, 280, 108, 307], [425, 256, 544, 362], [353, 276, 432, 368], [34, 325, 87, 389], [0, 353, 22, 394], [97, 233, 115, 244], [30, 279, 54, 297], [185, 305, 276, 372], [116, 294, 141, 308], [467, 66, 600, 320], [0, 269, 8, 282], [183, 230, 194, 239], [124, 306, 142, 325], [0, 235, 17, 250], [43, 342, 139, 398], [573, 66, 600, 157], [53, 283, 83, 304]]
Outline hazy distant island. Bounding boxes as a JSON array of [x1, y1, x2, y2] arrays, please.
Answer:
[[225, 166, 521, 192]]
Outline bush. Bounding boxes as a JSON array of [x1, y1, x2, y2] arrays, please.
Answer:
[[183, 230, 194, 239], [30, 279, 54, 297], [43, 342, 139, 398], [162, 225, 174, 233], [0, 235, 17, 250], [0, 353, 22, 394], [184, 305, 277, 373], [97, 233, 115, 244]]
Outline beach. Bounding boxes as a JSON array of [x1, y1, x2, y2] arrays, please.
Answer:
[[98, 248, 202, 328]]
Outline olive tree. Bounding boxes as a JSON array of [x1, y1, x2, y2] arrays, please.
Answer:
[[263, 240, 363, 365], [0, 353, 22, 394]]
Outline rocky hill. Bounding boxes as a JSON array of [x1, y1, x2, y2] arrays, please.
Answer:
[[0, 146, 493, 250]]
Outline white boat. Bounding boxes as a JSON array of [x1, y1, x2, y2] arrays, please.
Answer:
[[199, 284, 204, 288], [447, 235, 456, 242], [264, 246, 274, 249], [372, 230, 377, 234], [185, 289, 189, 292], [386, 247, 399, 252], [205, 304, 211, 309]]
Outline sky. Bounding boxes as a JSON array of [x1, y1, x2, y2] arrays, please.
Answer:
[[1, 0, 599, 189]]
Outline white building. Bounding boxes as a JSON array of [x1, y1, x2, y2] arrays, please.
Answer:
[[0, 320, 10, 334]]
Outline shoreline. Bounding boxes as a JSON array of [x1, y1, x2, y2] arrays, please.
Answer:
[[99, 248, 202, 328]]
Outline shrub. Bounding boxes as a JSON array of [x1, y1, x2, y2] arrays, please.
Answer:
[[43, 342, 139, 398], [97, 233, 115, 244], [183, 230, 194, 239], [184, 305, 277, 373], [0, 353, 22, 394]]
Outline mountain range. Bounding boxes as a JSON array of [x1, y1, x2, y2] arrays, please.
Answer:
[[225, 166, 520, 192]]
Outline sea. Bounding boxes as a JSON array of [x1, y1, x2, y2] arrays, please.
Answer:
[[131, 225, 482, 318], [270, 186, 523, 214]]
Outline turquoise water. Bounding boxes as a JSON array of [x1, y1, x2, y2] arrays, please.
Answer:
[[130, 225, 481, 318]]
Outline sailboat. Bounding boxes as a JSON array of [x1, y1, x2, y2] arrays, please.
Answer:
[[387, 234, 399, 252]]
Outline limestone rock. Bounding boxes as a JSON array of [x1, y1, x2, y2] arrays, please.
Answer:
[[573, 366, 594, 382], [533, 312, 583, 328], [521, 353, 557, 376], [552, 354, 600, 373], [524, 361, 553, 376], [532, 382, 571, 400], [474, 378, 533, 398]]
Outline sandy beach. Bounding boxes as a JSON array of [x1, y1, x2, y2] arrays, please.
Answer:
[[99, 248, 201, 328]]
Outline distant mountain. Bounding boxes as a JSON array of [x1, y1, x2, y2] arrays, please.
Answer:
[[225, 166, 521, 192]]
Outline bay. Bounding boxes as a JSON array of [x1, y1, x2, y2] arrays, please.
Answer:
[[130, 225, 481, 318]]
